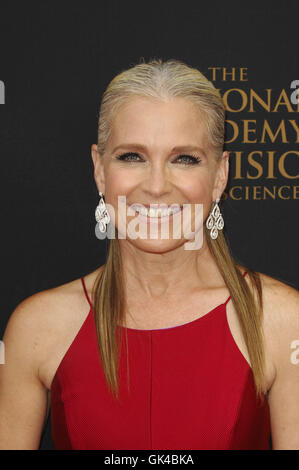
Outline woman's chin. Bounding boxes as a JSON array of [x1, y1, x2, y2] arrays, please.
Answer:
[[123, 236, 187, 254]]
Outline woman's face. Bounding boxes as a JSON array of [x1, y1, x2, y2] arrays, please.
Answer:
[[91, 96, 228, 252]]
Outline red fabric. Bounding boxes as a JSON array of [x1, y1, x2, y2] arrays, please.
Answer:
[[50, 271, 271, 449]]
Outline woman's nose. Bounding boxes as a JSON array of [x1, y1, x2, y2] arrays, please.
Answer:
[[141, 163, 172, 198]]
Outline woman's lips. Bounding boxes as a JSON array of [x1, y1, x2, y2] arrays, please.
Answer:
[[132, 206, 183, 224]]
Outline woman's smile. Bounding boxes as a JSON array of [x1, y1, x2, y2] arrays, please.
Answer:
[[130, 203, 182, 217]]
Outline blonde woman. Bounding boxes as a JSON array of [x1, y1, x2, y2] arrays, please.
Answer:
[[1, 59, 299, 450]]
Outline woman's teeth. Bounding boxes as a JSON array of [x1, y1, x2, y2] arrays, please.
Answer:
[[131, 205, 181, 218]]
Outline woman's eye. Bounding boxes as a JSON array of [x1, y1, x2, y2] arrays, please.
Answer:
[[116, 152, 143, 162], [115, 152, 201, 165], [175, 154, 201, 165]]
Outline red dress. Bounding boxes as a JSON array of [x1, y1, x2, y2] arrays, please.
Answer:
[[50, 271, 271, 449]]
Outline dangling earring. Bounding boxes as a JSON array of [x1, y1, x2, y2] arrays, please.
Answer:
[[95, 191, 110, 233], [206, 197, 224, 240]]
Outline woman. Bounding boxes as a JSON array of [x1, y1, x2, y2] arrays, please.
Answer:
[[0, 59, 299, 450]]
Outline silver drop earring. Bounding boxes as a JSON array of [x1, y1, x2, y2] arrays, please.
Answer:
[[95, 191, 110, 233], [206, 197, 224, 240]]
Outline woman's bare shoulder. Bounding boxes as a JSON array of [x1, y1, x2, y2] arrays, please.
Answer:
[[11, 265, 105, 321], [253, 270, 298, 312], [5, 267, 105, 372], [237, 264, 298, 300], [244, 269, 299, 346], [235, 265, 299, 325], [9, 277, 84, 329], [4, 282, 79, 366]]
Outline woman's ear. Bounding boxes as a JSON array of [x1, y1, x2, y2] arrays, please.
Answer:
[[212, 151, 229, 201], [91, 144, 105, 194]]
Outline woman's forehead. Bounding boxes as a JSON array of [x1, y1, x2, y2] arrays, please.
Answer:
[[108, 96, 209, 148]]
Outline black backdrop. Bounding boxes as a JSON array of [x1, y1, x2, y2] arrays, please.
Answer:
[[0, 1, 298, 450]]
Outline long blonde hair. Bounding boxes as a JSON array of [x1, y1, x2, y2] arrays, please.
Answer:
[[92, 59, 266, 402]]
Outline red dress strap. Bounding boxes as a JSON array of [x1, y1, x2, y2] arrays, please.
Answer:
[[224, 270, 248, 306], [81, 277, 92, 308]]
